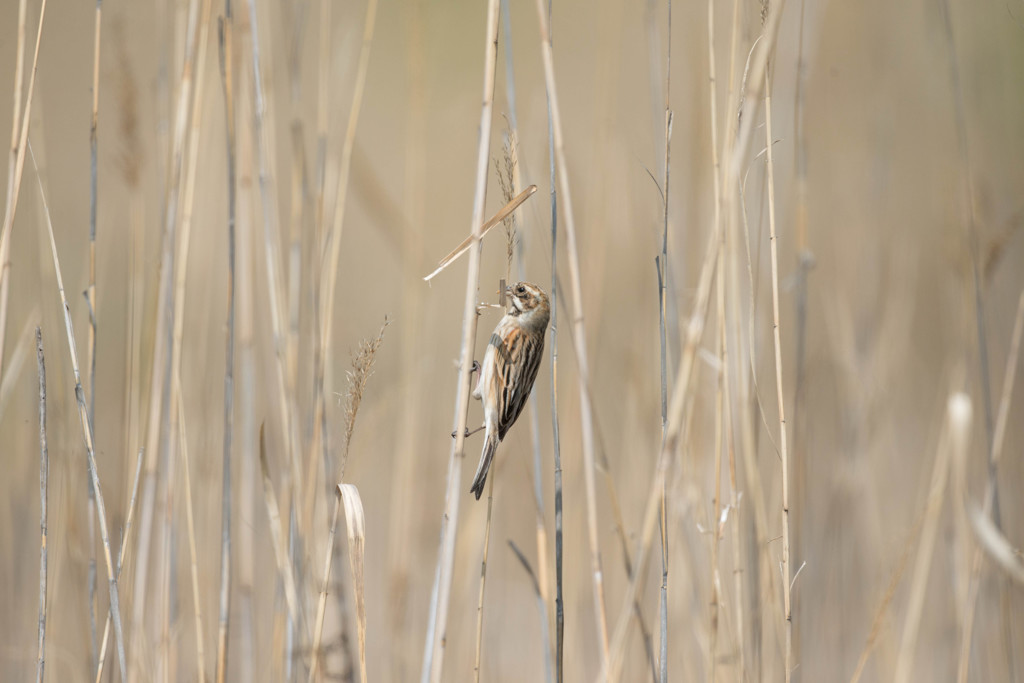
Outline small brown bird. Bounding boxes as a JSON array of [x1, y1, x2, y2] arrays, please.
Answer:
[[469, 281, 550, 499]]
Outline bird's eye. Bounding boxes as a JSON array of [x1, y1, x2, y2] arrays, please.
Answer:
[[516, 285, 526, 295]]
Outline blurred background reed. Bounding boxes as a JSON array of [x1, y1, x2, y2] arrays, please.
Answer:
[[0, 0, 1021, 681]]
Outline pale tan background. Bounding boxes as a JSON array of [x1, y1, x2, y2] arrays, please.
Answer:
[[0, 0, 1022, 681]]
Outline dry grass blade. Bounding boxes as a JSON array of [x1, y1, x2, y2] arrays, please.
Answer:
[[31, 141, 127, 682], [422, 184, 537, 282], [339, 483, 368, 683]]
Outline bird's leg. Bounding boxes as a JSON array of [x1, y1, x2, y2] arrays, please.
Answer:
[[451, 423, 486, 439]]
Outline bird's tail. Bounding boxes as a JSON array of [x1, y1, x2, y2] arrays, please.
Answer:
[[470, 434, 499, 500]]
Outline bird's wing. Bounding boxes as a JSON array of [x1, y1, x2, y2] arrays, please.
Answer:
[[489, 326, 544, 441]]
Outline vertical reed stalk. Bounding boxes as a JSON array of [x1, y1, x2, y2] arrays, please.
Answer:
[[532, 0, 611, 668], [421, 2, 500, 681], [474, 474, 497, 683], [95, 448, 145, 683], [657, 3, 671, 681], [177, 392, 206, 682], [763, 57, 793, 683], [544, 4, 564, 681], [86, 6, 103, 668], [0, 0, 41, 378], [32, 142, 127, 683], [309, 487, 343, 683], [216, 7, 236, 680], [35, 327, 48, 683]]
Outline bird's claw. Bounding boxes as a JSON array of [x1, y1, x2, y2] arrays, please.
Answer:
[[451, 427, 473, 439]]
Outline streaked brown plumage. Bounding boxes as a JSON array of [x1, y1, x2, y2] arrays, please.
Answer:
[[469, 281, 550, 499]]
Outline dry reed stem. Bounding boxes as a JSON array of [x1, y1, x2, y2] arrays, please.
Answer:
[[421, 2, 500, 681], [763, 56, 793, 683], [95, 448, 145, 683], [706, 1, 722, 678], [258, 426, 308, 655], [0, 0, 40, 378], [532, 0, 612, 670], [309, 487, 343, 683], [339, 484, 368, 683], [133, 0, 205, 649], [311, 0, 380, 517], [35, 327, 47, 683], [957, 290, 1024, 681], [422, 185, 538, 282], [87, 6, 103, 667], [657, 3, 672, 681], [216, 9, 236, 681], [473, 473, 497, 683], [31, 142, 127, 682], [497, 19, 555, 670], [245, 0, 304, 560], [545, 17, 565, 676], [605, 5, 785, 680], [177, 392, 206, 682], [0, 0, 28, 379], [892, 393, 971, 683], [849, 507, 928, 683]]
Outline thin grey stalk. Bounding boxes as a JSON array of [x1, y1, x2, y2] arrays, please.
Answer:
[[657, 3, 671, 681], [36, 327, 48, 683], [545, 0, 564, 676], [31, 141, 127, 683], [216, 10, 236, 682], [86, 2, 103, 670], [501, 5, 553, 680], [534, 0, 611, 665]]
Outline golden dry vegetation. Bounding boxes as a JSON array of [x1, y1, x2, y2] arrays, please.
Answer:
[[0, 0, 1022, 682]]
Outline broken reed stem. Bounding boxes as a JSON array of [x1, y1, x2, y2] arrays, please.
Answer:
[[763, 57, 793, 683], [421, 2, 500, 681], [216, 9, 236, 682], [31, 142, 127, 683], [35, 327, 47, 683], [94, 447, 144, 683], [474, 473, 497, 683], [0, 0, 44, 379], [532, 0, 611, 670], [87, 5, 102, 668], [309, 487, 343, 683]]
